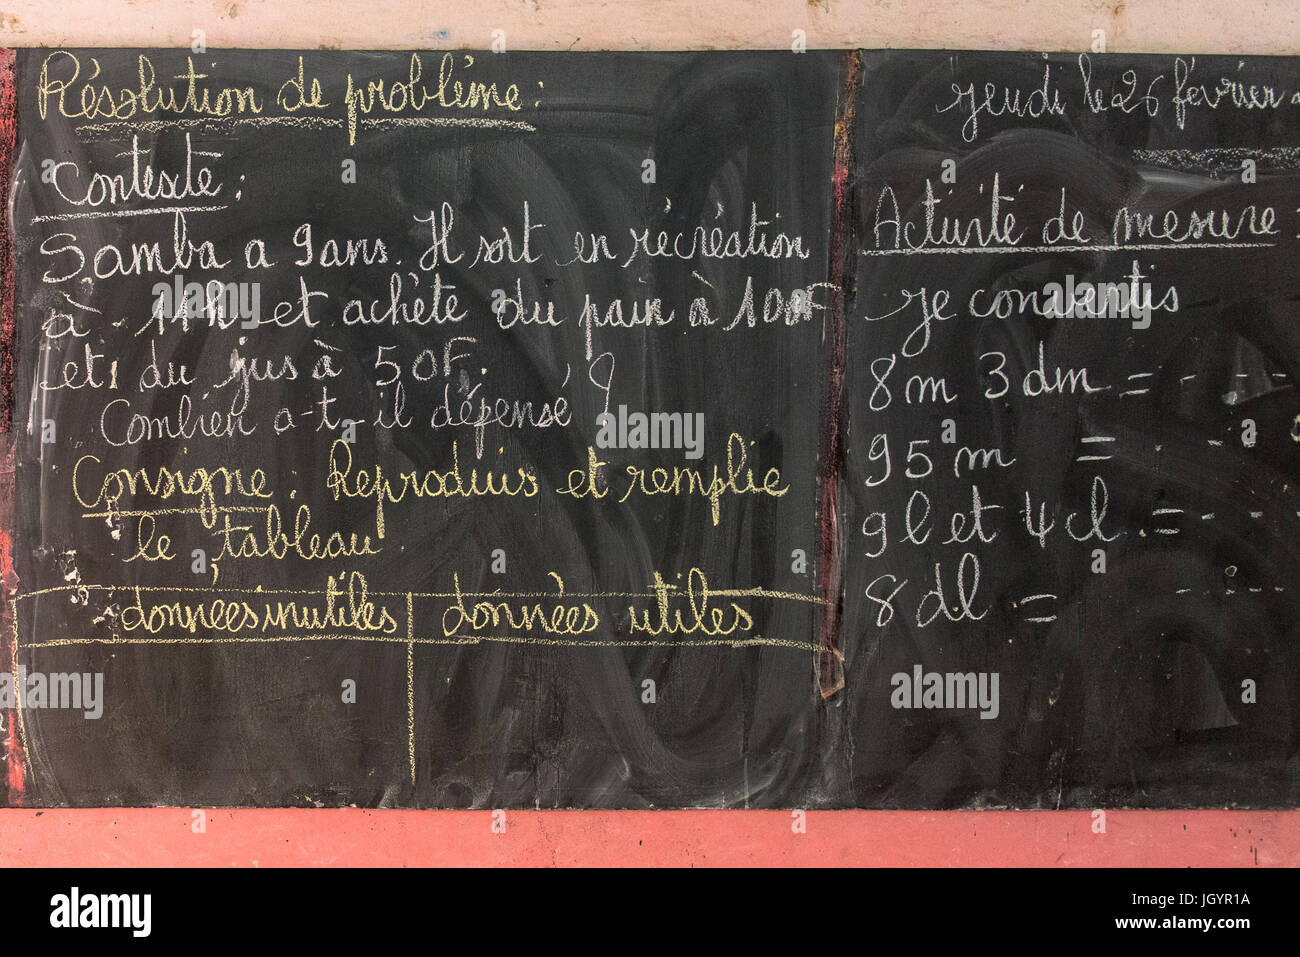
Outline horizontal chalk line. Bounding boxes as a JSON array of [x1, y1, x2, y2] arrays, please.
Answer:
[[32, 205, 227, 223], [861, 242, 1274, 257], [21, 633, 827, 653], [13, 582, 828, 606]]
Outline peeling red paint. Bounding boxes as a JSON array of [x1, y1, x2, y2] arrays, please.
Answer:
[[815, 50, 859, 699], [0, 47, 13, 433], [0, 46, 22, 802]]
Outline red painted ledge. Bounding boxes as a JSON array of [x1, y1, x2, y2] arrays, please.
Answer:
[[0, 809, 1295, 867]]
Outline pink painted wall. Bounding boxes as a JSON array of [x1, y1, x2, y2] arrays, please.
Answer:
[[3, 809, 1297, 867], [1, 0, 1299, 54], [0, 0, 1296, 866]]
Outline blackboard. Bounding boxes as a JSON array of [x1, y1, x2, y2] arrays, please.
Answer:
[[1, 48, 1296, 809]]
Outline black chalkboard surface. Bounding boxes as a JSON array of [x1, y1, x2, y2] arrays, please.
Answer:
[[1, 48, 1296, 809]]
